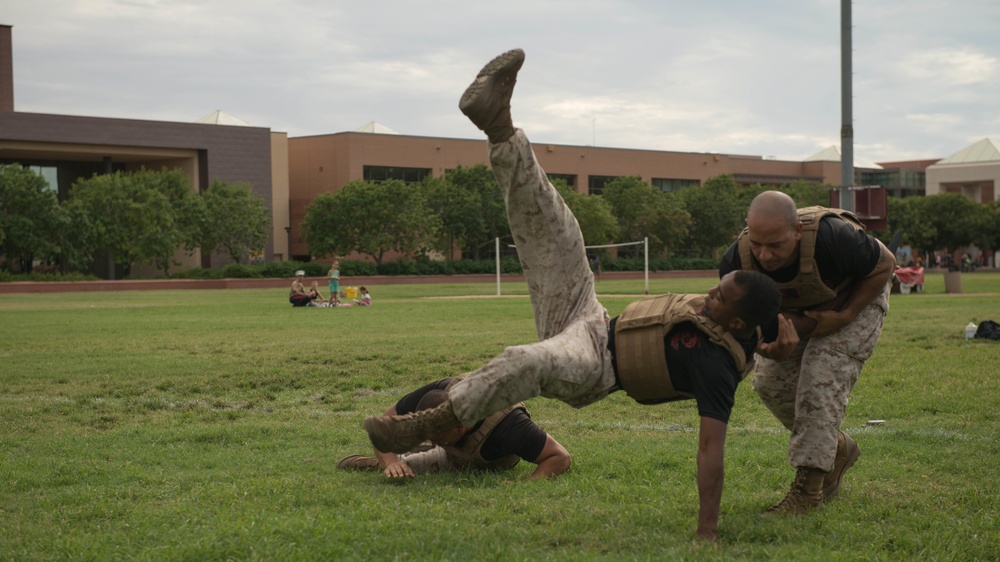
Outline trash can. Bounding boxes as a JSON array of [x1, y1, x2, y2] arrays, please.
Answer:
[[944, 271, 962, 294]]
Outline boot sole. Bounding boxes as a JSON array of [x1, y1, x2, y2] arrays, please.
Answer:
[[823, 436, 861, 499], [459, 48, 525, 121]]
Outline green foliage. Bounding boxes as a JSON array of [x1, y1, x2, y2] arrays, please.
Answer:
[[436, 164, 509, 260], [601, 176, 690, 257], [0, 164, 66, 273], [302, 179, 442, 265], [65, 168, 198, 276], [554, 179, 620, 246], [199, 180, 271, 265], [676, 174, 745, 258], [888, 193, 990, 254]]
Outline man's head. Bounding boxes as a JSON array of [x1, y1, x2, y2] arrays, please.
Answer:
[[705, 271, 781, 333], [745, 190, 801, 272], [415, 389, 465, 446]]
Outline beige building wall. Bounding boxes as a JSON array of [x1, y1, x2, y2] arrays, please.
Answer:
[[925, 162, 999, 203], [270, 132, 290, 261]]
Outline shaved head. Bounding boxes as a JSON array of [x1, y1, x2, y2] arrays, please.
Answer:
[[747, 191, 798, 228]]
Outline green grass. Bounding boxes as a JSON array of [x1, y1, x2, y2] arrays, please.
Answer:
[[1, 271, 998, 560]]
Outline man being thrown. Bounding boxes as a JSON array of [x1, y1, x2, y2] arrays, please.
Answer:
[[364, 48, 798, 541], [339, 377, 571, 480]]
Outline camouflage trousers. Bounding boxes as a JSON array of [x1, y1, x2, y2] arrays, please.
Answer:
[[448, 130, 618, 426], [752, 282, 891, 471], [399, 446, 455, 474]]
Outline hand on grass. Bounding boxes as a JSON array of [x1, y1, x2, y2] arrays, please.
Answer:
[[384, 461, 414, 479]]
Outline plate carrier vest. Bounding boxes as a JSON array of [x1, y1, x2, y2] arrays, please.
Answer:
[[737, 206, 865, 310], [613, 294, 754, 404]]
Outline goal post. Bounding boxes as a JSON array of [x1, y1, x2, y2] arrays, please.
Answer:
[[496, 237, 649, 296]]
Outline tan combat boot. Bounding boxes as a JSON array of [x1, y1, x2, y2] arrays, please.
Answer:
[[823, 431, 861, 500], [336, 455, 382, 471], [459, 48, 524, 143], [364, 400, 460, 454], [765, 467, 826, 515]]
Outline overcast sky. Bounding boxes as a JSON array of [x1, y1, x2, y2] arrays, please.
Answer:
[[5, 0, 999, 164]]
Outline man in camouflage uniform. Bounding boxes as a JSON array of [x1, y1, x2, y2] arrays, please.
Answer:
[[719, 191, 895, 514], [364, 48, 797, 541]]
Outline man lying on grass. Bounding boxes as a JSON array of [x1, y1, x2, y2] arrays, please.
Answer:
[[339, 377, 571, 480], [364, 48, 798, 541]]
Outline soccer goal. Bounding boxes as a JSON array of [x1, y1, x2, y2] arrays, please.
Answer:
[[494, 237, 649, 296]]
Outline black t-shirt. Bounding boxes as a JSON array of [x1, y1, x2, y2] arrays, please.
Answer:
[[719, 216, 882, 290], [608, 319, 756, 424], [719, 215, 883, 342], [394, 378, 549, 463]]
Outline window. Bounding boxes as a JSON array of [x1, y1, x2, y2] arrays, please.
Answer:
[[651, 178, 698, 193], [363, 165, 431, 184], [547, 173, 576, 188], [29, 165, 58, 192], [588, 175, 618, 195]]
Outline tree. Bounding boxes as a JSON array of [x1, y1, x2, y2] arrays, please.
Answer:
[[442, 164, 509, 260], [0, 164, 65, 273], [66, 171, 179, 276], [677, 174, 745, 258], [199, 180, 271, 265], [601, 176, 689, 257], [302, 179, 441, 265], [423, 170, 484, 261], [553, 180, 619, 247], [887, 193, 985, 256]]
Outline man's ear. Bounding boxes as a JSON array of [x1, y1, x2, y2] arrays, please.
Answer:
[[730, 317, 747, 332]]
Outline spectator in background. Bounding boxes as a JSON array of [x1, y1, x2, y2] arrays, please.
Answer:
[[289, 270, 313, 307], [354, 286, 372, 306]]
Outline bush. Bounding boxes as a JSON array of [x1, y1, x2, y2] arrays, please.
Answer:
[[0, 271, 101, 282], [221, 264, 257, 278]]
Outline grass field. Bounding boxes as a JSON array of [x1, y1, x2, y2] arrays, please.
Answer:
[[1, 272, 998, 561]]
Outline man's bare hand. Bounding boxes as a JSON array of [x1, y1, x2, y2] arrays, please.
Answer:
[[756, 313, 800, 360], [384, 461, 415, 479]]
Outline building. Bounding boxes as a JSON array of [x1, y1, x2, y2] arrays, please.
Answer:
[[287, 130, 846, 260], [0, 24, 290, 277]]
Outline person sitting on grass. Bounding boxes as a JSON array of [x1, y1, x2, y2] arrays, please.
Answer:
[[353, 286, 372, 306], [339, 377, 570, 480], [289, 270, 313, 307]]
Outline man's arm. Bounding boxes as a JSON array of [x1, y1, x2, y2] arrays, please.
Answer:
[[696, 416, 728, 542], [804, 240, 895, 337], [526, 434, 572, 480]]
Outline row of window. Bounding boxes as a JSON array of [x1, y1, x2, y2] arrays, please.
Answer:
[[361, 165, 699, 196]]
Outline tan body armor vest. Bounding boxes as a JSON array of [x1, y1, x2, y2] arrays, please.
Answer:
[[613, 294, 754, 405], [737, 206, 865, 310], [441, 376, 523, 470]]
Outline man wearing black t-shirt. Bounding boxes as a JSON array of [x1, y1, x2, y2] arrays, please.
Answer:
[[364, 49, 798, 542], [719, 190, 895, 515], [339, 377, 571, 480]]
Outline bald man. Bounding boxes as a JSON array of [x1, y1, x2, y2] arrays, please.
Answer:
[[719, 191, 895, 515]]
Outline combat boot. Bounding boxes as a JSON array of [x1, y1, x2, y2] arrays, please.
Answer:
[[459, 48, 524, 143], [765, 467, 826, 515], [336, 455, 382, 471], [823, 431, 861, 499], [364, 400, 460, 454]]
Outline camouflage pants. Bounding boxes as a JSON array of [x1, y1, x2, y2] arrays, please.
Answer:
[[752, 282, 891, 471], [399, 446, 455, 474], [448, 130, 618, 426]]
